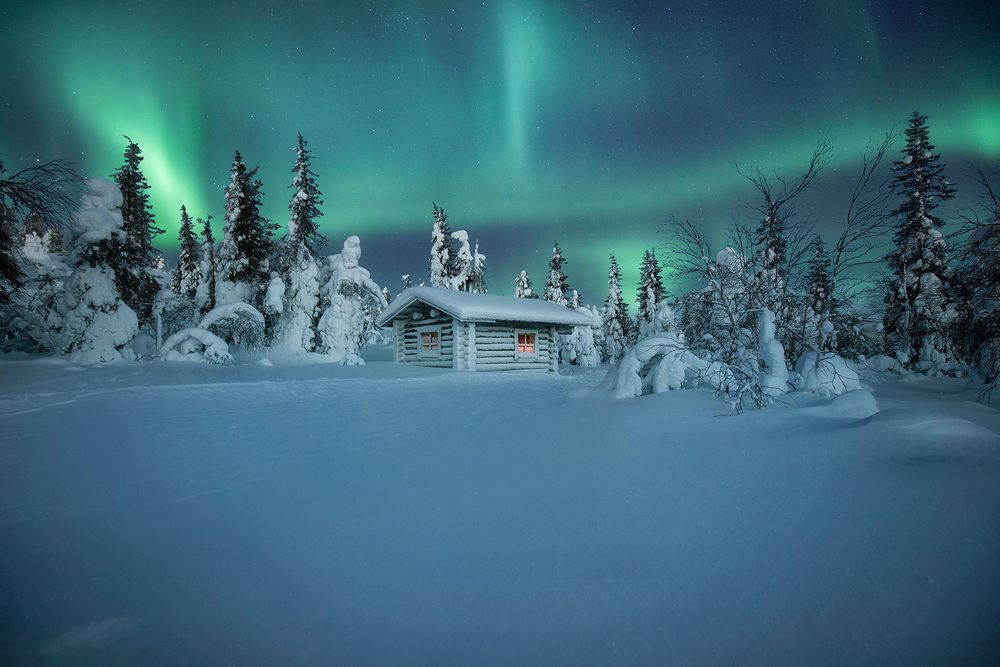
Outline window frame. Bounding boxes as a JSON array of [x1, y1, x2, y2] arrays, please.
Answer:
[[417, 325, 442, 358], [515, 329, 538, 358]]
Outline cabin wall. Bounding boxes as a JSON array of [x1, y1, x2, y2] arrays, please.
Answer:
[[398, 305, 455, 368], [391, 305, 562, 372], [470, 322, 553, 371]]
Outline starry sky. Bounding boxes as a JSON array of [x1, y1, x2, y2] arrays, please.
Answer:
[[1, 0, 998, 302]]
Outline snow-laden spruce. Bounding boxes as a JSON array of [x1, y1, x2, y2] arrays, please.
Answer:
[[559, 304, 603, 367], [883, 112, 959, 372], [429, 202, 455, 289], [216, 151, 275, 308], [636, 249, 667, 337], [171, 205, 201, 301], [513, 270, 534, 298], [602, 255, 632, 362], [60, 178, 138, 363], [317, 236, 387, 364], [194, 216, 217, 313], [543, 242, 570, 306]]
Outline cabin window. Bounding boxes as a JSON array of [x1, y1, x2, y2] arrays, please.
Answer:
[[418, 327, 441, 357], [516, 330, 536, 356]]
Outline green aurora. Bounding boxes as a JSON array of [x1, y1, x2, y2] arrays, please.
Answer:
[[2, 0, 998, 300]]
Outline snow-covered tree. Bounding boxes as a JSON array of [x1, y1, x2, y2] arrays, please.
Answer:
[[171, 205, 201, 300], [217, 151, 276, 307], [271, 134, 325, 355], [602, 255, 632, 361], [111, 138, 163, 326], [449, 230, 474, 291], [469, 240, 487, 293], [60, 179, 138, 363], [740, 143, 829, 316], [0, 158, 80, 305], [195, 216, 217, 313], [286, 133, 326, 254], [429, 202, 457, 288], [513, 270, 534, 298], [804, 236, 834, 353], [561, 304, 603, 366], [954, 169, 1000, 395], [543, 241, 570, 305], [883, 112, 958, 370], [636, 250, 667, 336], [317, 235, 387, 363], [401, 274, 412, 290]]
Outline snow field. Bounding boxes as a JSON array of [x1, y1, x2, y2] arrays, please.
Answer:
[[0, 359, 998, 665]]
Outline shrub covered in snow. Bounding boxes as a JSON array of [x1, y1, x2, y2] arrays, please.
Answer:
[[560, 305, 603, 366], [794, 351, 862, 397], [602, 332, 730, 399], [199, 302, 266, 349], [161, 327, 234, 365]]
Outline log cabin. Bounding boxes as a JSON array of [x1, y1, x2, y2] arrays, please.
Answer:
[[376, 287, 593, 372]]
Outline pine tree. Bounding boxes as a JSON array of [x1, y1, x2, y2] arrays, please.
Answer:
[[543, 241, 570, 305], [429, 202, 457, 288], [602, 255, 631, 361], [753, 204, 787, 315], [172, 205, 201, 300], [271, 135, 325, 354], [0, 202, 20, 301], [196, 216, 217, 312], [469, 240, 487, 293], [883, 112, 958, 367], [449, 229, 474, 290], [804, 236, 834, 352], [217, 151, 276, 306], [401, 274, 412, 290], [111, 137, 163, 325], [513, 270, 534, 298], [61, 179, 138, 362], [954, 170, 999, 390], [286, 133, 326, 255], [636, 249, 666, 332]]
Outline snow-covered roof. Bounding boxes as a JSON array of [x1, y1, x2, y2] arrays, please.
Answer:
[[377, 286, 593, 327]]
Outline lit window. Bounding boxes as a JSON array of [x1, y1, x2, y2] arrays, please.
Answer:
[[517, 332, 536, 354], [420, 330, 440, 355]]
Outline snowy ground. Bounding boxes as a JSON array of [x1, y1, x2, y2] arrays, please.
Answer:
[[1, 356, 999, 666]]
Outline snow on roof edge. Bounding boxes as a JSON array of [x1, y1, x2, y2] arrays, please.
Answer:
[[376, 286, 593, 327]]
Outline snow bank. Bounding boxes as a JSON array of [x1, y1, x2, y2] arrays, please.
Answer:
[[795, 351, 863, 397], [803, 389, 879, 419], [866, 354, 904, 373]]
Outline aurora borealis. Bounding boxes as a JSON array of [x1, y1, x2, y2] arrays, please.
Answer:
[[1, 0, 998, 301]]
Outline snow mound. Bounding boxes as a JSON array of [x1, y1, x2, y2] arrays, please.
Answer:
[[795, 351, 862, 397], [903, 418, 999, 441], [803, 389, 879, 419], [161, 328, 234, 365], [866, 354, 903, 373]]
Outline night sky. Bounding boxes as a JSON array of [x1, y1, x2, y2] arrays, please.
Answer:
[[2, 1, 998, 301]]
